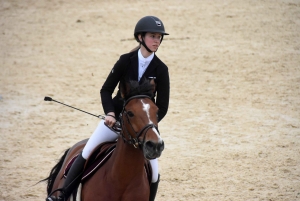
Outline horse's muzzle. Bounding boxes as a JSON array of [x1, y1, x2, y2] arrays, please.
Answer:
[[143, 140, 165, 160]]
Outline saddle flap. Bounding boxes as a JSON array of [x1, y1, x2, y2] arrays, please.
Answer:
[[63, 141, 116, 180], [64, 141, 152, 184]]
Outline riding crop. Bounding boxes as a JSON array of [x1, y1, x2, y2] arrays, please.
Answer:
[[44, 96, 120, 127]]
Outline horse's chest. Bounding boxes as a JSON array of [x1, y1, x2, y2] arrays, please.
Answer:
[[82, 177, 149, 201]]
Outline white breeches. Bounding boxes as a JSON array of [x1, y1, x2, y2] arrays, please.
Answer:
[[82, 120, 159, 183]]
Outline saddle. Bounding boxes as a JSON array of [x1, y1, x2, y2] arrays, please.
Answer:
[[63, 140, 152, 184]]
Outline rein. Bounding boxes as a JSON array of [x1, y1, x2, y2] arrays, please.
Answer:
[[119, 95, 159, 149]]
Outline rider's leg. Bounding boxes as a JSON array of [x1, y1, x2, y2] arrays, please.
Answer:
[[46, 120, 118, 201], [82, 120, 118, 159], [149, 159, 160, 201], [46, 153, 86, 201]]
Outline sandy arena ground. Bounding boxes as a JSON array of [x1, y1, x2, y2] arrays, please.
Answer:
[[1, 0, 300, 200]]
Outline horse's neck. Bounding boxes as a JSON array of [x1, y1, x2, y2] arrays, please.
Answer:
[[109, 137, 146, 180]]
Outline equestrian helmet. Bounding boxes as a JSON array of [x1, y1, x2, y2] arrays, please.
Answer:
[[134, 16, 169, 42]]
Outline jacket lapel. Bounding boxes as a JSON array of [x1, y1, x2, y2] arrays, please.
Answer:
[[143, 55, 158, 77], [129, 51, 159, 81]]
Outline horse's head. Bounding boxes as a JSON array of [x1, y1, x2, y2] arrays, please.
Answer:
[[119, 79, 165, 160]]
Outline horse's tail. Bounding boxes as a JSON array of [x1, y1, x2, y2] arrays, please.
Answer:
[[41, 148, 70, 195]]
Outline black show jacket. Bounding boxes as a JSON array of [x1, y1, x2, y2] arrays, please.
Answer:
[[100, 49, 170, 122]]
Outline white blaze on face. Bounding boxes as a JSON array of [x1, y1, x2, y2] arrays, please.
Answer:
[[141, 100, 162, 141], [141, 100, 152, 124]]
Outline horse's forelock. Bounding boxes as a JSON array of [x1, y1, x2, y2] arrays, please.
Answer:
[[125, 79, 153, 100]]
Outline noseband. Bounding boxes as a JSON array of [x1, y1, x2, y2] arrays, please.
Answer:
[[119, 95, 159, 149]]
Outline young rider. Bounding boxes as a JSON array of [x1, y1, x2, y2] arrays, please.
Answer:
[[46, 16, 170, 201]]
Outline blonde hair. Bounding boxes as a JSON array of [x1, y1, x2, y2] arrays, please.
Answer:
[[129, 45, 140, 52]]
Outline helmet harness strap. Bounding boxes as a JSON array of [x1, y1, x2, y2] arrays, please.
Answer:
[[141, 33, 153, 53]]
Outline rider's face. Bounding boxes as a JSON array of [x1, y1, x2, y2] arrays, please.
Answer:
[[139, 33, 162, 52]]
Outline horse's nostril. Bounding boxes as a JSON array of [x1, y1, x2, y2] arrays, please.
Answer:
[[145, 141, 155, 149], [143, 140, 165, 160], [159, 141, 165, 152], [145, 141, 164, 152]]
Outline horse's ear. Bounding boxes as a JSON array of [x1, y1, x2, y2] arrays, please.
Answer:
[[149, 78, 156, 94], [119, 80, 130, 99]]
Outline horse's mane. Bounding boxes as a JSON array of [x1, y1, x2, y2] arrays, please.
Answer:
[[123, 79, 154, 100]]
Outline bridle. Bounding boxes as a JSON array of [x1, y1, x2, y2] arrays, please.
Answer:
[[119, 95, 159, 149]]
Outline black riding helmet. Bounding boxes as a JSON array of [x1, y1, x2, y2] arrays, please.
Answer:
[[134, 16, 169, 52]]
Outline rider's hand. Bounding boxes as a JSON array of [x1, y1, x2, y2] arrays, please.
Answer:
[[105, 112, 116, 127]]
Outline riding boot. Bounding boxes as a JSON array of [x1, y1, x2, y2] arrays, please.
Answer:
[[149, 174, 160, 201], [46, 153, 86, 201]]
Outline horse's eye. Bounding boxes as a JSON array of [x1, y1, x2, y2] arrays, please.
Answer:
[[127, 111, 134, 117]]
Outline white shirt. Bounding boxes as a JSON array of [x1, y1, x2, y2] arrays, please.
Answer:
[[138, 49, 154, 81]]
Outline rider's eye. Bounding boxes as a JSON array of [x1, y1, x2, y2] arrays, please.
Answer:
[[127, 111, 134, 117]]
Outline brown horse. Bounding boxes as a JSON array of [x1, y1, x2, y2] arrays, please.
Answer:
[[43, 80, 164, 201]]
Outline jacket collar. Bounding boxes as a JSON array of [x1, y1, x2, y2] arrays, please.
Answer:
[[138, 49, 154, 63], [130, 49, 158, 81]]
